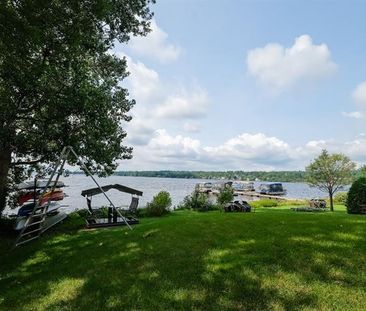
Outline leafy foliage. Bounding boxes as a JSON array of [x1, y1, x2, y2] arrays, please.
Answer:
[[346, 177, 366, 214], [146, 191, 172, 217], [178, 190, 215, 212], [0, 0, 155, 213], [217, 186, 234, 206], [305, 150, 355, 211], [334, 192, 348, 205]]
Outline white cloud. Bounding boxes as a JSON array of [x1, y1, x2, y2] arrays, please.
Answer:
[[125, 130, 366, 171], [156, 89, 209, 119], [125, 119, 155, 146], [247, 35, 337, 93], [129, 20, 181, 63], [343, 81, 366, 119], [342, 111, 365, 119], [203, 133, 291, 165], [124, 55, 160, 102], [183, 121, 201, 133], [148, 129, 201, 159], [352, 81, 366, 107]]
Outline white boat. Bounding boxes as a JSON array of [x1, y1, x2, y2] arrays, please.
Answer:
[[232, 181, 255, 192], [195, 182, 213, 193], [14, 202, 65, 230]]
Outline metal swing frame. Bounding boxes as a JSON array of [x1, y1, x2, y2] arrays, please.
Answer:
[[81, 183, 142, 228], [14, 146, 133, 248]]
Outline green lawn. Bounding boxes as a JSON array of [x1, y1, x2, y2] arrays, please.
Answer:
[[1, 207, 366, 311]]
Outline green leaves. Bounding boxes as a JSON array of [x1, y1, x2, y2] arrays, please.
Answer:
[[0, 0, 155, 212], [305, 149, 356, 210]]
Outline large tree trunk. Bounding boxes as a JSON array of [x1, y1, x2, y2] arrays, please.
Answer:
[[329, 192, 334, 212], [0, 148, 11, 216]]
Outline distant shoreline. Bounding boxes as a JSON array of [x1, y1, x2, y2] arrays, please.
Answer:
[[70, 170, 307, 183]]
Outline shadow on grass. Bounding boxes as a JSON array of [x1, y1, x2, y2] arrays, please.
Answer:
[[1, 210, 366, 310]]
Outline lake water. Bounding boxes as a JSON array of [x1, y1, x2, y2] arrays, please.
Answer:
[[53, 175, 329, 214]]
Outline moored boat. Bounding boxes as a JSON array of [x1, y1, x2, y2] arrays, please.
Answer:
[[258, 183, 287, 195], [195, 182, 213, 193], [232, 181, 255, 192]]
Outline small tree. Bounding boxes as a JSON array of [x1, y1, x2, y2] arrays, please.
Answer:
[[146, 191, 172, 217], [306, 150, 355, 211], [217, 186, 234, 206], [179, 190, 213, 212]]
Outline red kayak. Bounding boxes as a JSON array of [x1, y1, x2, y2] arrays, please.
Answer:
[[39, 189, 65, 206], [17, 189, 64, 206]]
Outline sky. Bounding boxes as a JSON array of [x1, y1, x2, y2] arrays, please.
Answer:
[[113, 0, 366, 171]]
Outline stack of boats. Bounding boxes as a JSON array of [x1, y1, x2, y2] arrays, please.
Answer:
[[14, 180, 67, 230]]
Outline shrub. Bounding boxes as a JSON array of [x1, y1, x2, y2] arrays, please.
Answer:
[[334, 192, 348, 205], [136, 207, 149, 218], [146, 191, 172, 217], [217, 186, 234, 206], [179, 190, 214, 212], [346, 177, 366, 214]]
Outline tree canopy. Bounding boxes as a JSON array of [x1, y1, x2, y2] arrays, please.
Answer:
[[0, 0, 155, 214], [305, 150, 356, 211]]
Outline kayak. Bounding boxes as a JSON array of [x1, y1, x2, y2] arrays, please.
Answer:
[[17, 189, 64, 206], [17, 201, 62, 217], [17, 180, 66, 190]]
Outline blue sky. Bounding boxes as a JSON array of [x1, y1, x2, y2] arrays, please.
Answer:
[[114, 0, 366, 171]]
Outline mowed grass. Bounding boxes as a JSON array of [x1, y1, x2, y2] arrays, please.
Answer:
[[1, 207, 366, 311]]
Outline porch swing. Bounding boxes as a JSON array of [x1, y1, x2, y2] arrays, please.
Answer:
[[14, 146, 142, 248], [81, 184, 143, 228]]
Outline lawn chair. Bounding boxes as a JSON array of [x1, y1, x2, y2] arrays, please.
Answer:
[[119, 196, 139, 221]]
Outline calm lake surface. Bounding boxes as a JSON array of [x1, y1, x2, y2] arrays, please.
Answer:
[[55, 175, 328, 214]]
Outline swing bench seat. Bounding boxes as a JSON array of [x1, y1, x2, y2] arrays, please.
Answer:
[[82, 184, 142, 229]]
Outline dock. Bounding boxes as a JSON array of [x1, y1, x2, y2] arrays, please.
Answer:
[[234, 191, 289, 201]]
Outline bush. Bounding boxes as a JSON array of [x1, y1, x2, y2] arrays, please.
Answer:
[[217, 186, 234, 206], [251, 199, 279, 208], [334, 192, 348, 205], [178, 190, 215, 212], [146, 191, 172, 217], [346, 177, 366, 214], [136, 207, 149, 218]]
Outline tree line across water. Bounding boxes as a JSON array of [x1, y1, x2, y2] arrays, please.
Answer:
[[71, 168, 363, 183]]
